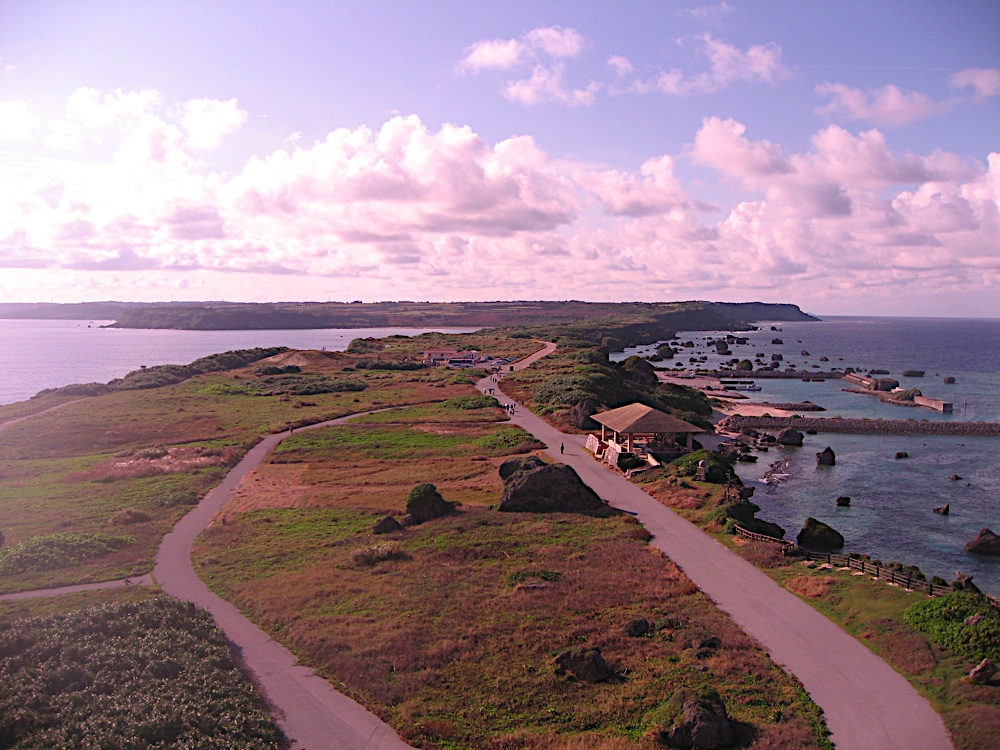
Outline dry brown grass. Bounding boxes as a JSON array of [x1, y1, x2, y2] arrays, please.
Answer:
[[785, 576, 837, 599]]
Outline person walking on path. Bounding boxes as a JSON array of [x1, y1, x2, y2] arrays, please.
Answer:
[[560, 442, 564, 454]]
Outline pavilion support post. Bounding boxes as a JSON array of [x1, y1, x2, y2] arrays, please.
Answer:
[[686, 433, 693, 450]]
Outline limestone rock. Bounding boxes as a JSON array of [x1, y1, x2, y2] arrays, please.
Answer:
[[836, 496, 851, 507], [499, 462, 604, 514], [777, 428, 804, 447], [569, 400, 599, 430], [621, 355, 659, 387], [944, 376, 956, 384], [895, 452, 909, 459], [903, 370, 925, 377], [554, 648, 614, 683], [964, 613, 985, 627], [797, 517, 845, 550], [498, 455, 545, 481], [373, 515, 404, 534], [405, 483, 457, 525], [964, 528, 1000, 556], [952, 572, 981, 593], [624, 618, 651, 637], [970, 659, 997, 685], [950, 474, 963, 481], [816, 447, 836, 466], [933, 504, 950, 515], [662, 695, 737, 750]]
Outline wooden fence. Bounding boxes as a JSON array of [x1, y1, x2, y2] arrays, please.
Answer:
[[732, 524, 999, 608]]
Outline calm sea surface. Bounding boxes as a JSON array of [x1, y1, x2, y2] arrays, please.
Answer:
[[616, 316, 1000, 595], [0, 320, 476, 406]]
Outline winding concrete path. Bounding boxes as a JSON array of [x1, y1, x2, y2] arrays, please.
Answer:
[[481, 347, 954, 750], [153, 417, 413, 750]]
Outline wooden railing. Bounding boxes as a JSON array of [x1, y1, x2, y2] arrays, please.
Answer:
[[732, 525, 999, 608]]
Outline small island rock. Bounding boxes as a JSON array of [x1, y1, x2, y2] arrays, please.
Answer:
[[777, 428, 804, 447], [895, 452, 909, 459], [933, 504, 950, 515], [836, 496, 851, 507], [797, 517, 845, 550], [964, 528, 1000, 556], [816, 447, 836, 466]]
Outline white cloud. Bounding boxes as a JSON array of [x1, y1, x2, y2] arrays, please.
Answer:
[[815, 82, 949, 127], [626, 35, 789, 96], [2, 89, 996, 314], [459, 26, 598, 106], [607, 55, 635, 77], [458, 38, 525, 71], [181, 98, 248, 150], [950, 67, 1000, 101], [0, 101, 39, 144]]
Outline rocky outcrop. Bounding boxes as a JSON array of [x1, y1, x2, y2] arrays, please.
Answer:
[[554, 648, 614, 682], [569, 400, 599, 430], [970, 659, 997, 685], [624, 618, 652, 637], [797, 517, 845, 550], [499, 462, 605, 514], [816, 447, 836, 466], [499, 455, 545, 481], [717, 414, 1000, 437], [777, 428, 803, 446], [944, 376, 956, 384], [895, 452, 909, 459], [951, 572, 981, 593], [373, 515, 404, 534], [660, 693, 739, 750], [964, 528, 1000, 556], [836, 496, 851, 507], [933, 504, 950, 515], [621, 355, 659, 387], [404, 483, 457, 525]]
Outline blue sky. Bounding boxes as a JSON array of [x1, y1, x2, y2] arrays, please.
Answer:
[[1, 1, 997, 316]]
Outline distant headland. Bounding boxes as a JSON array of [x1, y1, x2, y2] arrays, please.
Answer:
[[0, 300, 817, 334]]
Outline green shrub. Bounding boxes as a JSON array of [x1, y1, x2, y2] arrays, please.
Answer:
[[0, 533, 134, 575], [442, 395, 500, 410], [509, 569, 563, 586], [903, 591, 1000, 662], [669, 450, 738, 484], [617, 453, 647, 471], [0, 599, 283, 748], [475, 427, 543, 453]]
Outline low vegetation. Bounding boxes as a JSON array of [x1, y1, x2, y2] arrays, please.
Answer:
[[631, 462, 1000, 750], [0, 598, 285, 748]]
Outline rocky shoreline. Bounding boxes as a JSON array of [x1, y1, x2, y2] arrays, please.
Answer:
[[719, 415, 1000, 436]]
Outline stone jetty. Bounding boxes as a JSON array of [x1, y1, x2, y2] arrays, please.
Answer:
[[718, 415, 1000, 437]]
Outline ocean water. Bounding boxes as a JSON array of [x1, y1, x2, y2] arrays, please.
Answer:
[[0, 319, 476, 406], [617, 316, 1000, 594]]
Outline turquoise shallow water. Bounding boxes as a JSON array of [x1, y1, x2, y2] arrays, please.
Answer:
[[616, 316, 1000, 594]]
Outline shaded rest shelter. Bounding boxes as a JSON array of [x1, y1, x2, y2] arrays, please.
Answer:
[[590, 403, 704, 453]]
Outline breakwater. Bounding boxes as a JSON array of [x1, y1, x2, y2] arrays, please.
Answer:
[[719, 415, 1000, 436]]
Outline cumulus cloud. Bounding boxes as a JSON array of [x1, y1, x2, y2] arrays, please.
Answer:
[[0, 101, 38, 144], [182, 98, 248, 150], [2, 88, 997, 312], [625, 35, 789, 96], [459, 26, 598, 105], [815, 82, 949, 127], [950, 67, 1000, 101]]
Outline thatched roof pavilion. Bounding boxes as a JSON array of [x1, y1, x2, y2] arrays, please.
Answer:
[[591, 403, 703, 452]]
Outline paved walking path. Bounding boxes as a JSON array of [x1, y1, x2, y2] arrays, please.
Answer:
[[153, 416, 413, 750], [480, 346, 954, 750], [0, 574, 153, 601]]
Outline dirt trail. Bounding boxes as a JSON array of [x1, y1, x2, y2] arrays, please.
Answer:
[[479, 354, 954, 750]]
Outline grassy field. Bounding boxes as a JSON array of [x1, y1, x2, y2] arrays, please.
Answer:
[[632, 461, 1000, 750], [0, 341, 540, 593], [194, 401, 831, 749]]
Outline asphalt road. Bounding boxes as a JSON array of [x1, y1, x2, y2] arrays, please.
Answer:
[[481, 351, 954, 750]]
